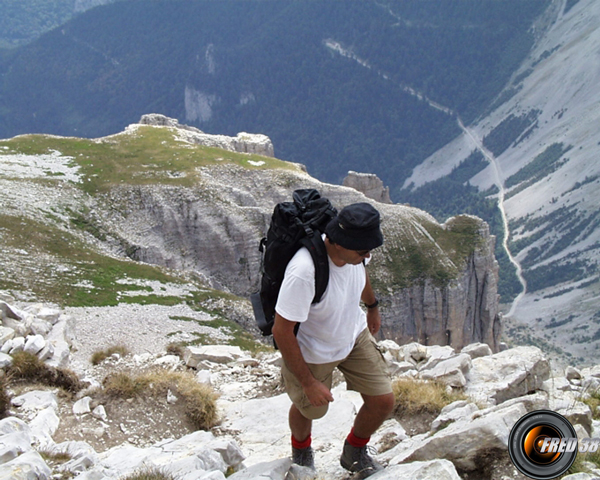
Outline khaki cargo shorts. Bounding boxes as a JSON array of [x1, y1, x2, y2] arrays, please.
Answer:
[[281, 328, 392, 420]]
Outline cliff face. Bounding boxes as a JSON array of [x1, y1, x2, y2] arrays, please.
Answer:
[[382, 220, 501, 352]]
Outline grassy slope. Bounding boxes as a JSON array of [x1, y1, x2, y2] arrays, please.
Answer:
[[0, 127, 292, 306]]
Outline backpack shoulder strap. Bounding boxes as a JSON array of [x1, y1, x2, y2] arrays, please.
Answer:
[[300, 233, 329, 303]]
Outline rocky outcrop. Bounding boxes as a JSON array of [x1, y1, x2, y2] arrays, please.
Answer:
[[382, 218, 501, 352], [138, 114, 275, 157], [343, 171, 392, 204], [0, 300, 73, 370]]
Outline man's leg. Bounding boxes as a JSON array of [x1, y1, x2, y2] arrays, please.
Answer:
[[352, 392, 395, 439], [341, 393, 395, 478], [289, 402, 316, 469], [289, 403, 312, 442], [338, 329, 395, 478], [282, 361, 336, 470]]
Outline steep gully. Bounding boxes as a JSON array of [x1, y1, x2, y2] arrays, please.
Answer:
[[325, 40, 527, 316]]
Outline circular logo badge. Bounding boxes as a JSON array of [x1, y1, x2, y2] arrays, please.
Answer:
[[509, 410, 578, 479]]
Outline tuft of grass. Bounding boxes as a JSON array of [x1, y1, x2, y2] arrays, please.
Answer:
[[166, 342, 185, 358], [176, 376, 219, 429], [392, 377, 467, 417], [39, 449, 73, 463], [580, 388, 600, 420], [91, 345, 130, 365], [0, 372, 10, 419], [561, 447, 600, 478], [103, 372, 151, 398], [8, 351, 83, 393], [119, 466, 176, 480], [103, 369, 219, 430]]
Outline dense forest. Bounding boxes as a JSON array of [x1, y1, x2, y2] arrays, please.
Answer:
[[0, 0, 551, 190], [0, 0, 76, 48]]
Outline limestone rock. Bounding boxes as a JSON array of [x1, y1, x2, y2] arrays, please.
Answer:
[[430, 401, 479, 433], [184, 345, 244, 367], [420, 353, 472, 388], [461, 342, 493, 359], [387, 402, 527, 471], [0, 327, 14, 347], [464, 346, 550, 406], [23, 334, 46, 355], [227, 458, 292, 480], [73, 396, 92, 416], [11, 391, 58, 411], [0, 352, 11, 369], [0, 301, 22, 321], [369, 459, 462, 480], [343, 171, 392, 204], [0, 451, 52, 480], [138, 114, 275, 158]]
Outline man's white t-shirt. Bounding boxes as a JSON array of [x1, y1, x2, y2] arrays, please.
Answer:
[[275, 246, 367, 364]]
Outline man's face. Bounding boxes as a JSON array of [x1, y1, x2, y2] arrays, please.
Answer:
[[336, 245, 371, 265]]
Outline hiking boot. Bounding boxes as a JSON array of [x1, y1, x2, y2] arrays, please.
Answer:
[[292, 445, 315, 470], [340, 440, 383, 479]]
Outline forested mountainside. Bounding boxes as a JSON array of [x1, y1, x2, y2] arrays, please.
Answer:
[[0, 0, 116, 49], [400, 0, 600, 363], [0, 0, 549, 188]]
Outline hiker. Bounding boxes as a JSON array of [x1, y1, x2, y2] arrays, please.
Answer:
[[272, 202, 394, 478]]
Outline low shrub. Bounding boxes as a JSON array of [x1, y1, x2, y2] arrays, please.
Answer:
[[165, 342, 185, 358], [581, 388, 600, 420], [562, 447, 600, 477], [0, 372, 9, 418], [103, 369, 219, 430], [392, 377, 467, 417], [119, 467, 176, 480], [103, 372, 151, 398], [8, 351, 83, 393], [91, 345, 130, 365]]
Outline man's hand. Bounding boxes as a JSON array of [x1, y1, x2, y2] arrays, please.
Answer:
[[366, 307, 381, 335], [303, 378, 334, 407]]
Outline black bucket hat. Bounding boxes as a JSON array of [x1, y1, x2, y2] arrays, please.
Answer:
[[325, 202, 384, 251]]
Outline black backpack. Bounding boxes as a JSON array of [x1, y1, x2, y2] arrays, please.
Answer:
[[251, 189, 337, 337]]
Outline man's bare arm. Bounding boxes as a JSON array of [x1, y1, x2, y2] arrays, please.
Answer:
[[361, 271, 381, 335]]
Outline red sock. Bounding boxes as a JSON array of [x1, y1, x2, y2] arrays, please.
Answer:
[[292, 434, 312, 450], [346, 428, 370, 448]]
